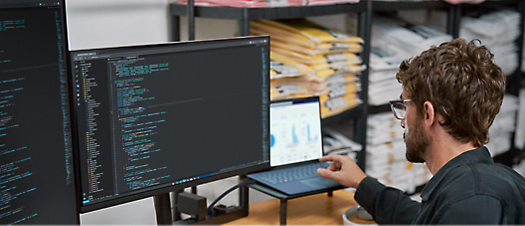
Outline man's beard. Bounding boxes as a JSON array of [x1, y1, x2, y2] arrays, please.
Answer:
[[404, 116, 431, 163]]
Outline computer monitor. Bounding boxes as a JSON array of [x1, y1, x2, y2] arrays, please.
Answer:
[[70, 36, 271, 212], [0, 0, 79, 224]]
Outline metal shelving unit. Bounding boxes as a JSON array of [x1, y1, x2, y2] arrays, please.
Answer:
[[170, 2, 368, 38], [372, 0, 461, 37], [368, 0, 525, 167]]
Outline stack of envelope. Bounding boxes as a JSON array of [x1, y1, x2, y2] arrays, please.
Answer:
[[307, 0, 359, 5], [486, 95, 518, 157], [367, 112, 431, 192], [372, 16, 452, 59], [367, 16, 452, 106], [514, 161, 525, 176], [367, 39, 406, 106], [270, 52, 316, 100], [173, 0, 306, 7], [460, 10, 520, 75], [251, 19, 365, 118], [515, 89, 525, 150], [174, 0, 361, 7]]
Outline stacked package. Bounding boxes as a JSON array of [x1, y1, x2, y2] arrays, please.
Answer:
[[173, 0, 306, 7], [173, 0, 359, 7], [515, 89, 525, 150], [460, 10, 520, 75], [322, 127, 363, 160], [367, 40, 405, 106], [445, 0, 485, 3], [372, 16, 452, 58], [269, 52, 316, 100], [307, 0, 358, 5], [251, 19, 365, 118], [368, 16, 452, 106], [367, 112, 431, 193], [514, 161, 525, 177], [486, 95, 518, 157]]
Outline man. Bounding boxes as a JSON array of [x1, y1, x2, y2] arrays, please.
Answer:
[[317, 38, 525, 224]]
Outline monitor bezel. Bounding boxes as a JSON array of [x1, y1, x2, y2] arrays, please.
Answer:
[[67, 36, 271, 213], [0, 0, 81, 223]]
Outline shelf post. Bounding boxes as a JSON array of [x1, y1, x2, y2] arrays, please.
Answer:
[[446, 4, 461, 39], [239, 8, 250, 36], [171, 15, 180, 42], [355, 0, 372, 171], [188, 0, 195, 40]]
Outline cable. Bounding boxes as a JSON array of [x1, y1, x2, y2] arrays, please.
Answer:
[[206, 179, 256, 215]]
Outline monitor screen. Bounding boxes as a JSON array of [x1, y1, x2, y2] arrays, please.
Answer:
[[0, 0, 79, 224], [70, 36, 271, 212], [269, 97, 323, 167]]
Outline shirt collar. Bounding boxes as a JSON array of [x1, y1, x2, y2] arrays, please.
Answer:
[[420, 146, 493, 201]]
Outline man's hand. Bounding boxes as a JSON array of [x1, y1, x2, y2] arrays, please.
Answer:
[[317, 155, 367, 189]]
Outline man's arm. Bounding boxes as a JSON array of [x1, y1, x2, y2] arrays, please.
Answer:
[[317, 155, 421, 224], [355, 177, 421, 224], [317, 154, 366, 188]]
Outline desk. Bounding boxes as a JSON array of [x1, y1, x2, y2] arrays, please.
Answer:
[[225, 190, 358, 225]]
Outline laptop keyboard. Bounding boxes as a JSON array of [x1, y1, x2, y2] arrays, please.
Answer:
[[257, 162, 329, 184]]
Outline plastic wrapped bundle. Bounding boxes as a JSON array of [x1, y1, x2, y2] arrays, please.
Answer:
[[444, 0, 485, 3], [174, 0, 362, 6], [367, 40, 407, 106], [173, 0, 307, 7], [460, 10, 520, 75], [486, 95, 518, 157], [307, 0, 359, 5], [372, 16, 452, 59], [368, 16, 451, 106], [366, 112, 431, 192], [515, 89, 525, 150]]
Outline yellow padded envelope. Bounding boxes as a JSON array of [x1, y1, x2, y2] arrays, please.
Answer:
[[250, 19, 362, 50], [255, 19, 363, 44]]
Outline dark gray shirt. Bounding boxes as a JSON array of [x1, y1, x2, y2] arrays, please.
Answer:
[[355, 146, 525, 224]]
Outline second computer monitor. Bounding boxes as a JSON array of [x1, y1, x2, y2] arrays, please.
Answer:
[[70, 36, 271, 212]]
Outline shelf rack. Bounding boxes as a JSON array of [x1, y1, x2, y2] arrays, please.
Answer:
[[369, 0, 525, 167], [372, 0, 460, 37], [170, 1, 368, 38]]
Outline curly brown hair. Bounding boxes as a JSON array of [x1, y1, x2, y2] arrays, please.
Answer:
[[396, 38, 506, 147]]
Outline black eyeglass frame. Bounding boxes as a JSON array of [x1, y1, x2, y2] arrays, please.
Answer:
[[389, 99, 411, 120]]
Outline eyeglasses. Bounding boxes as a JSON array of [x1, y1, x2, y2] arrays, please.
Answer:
[[389, 99, 411, 120]]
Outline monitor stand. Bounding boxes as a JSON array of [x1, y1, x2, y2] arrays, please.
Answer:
[[154, 193, 173, 225]]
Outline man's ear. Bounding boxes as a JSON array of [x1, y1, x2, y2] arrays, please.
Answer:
[[423, 101, 435, 130]]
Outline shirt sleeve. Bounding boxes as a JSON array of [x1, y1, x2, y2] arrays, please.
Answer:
[[354, 176, 421, 224], [434, 195, 503, 224]]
